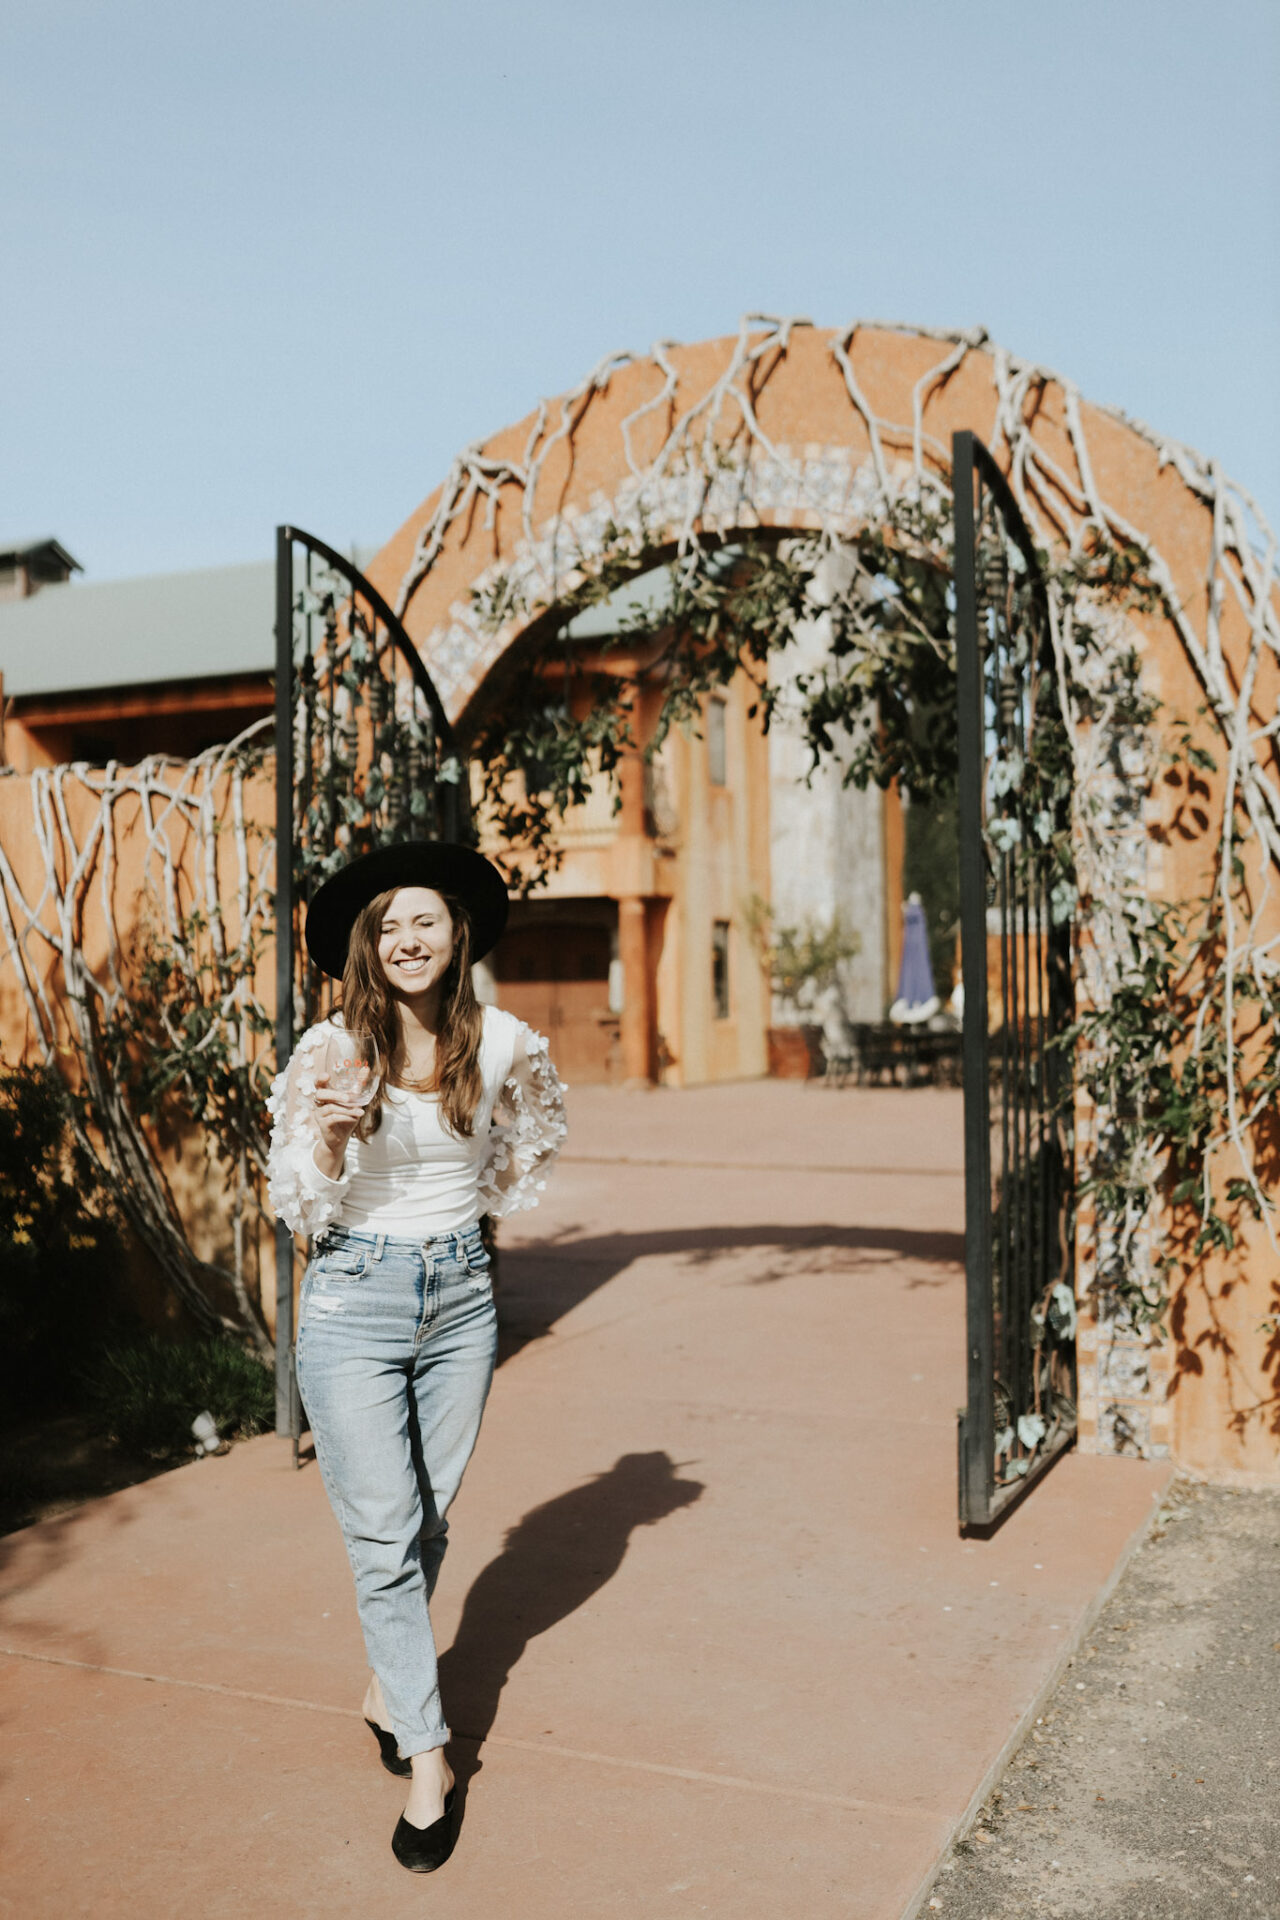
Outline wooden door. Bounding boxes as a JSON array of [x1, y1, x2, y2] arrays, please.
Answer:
[[493, 922, 618, 1083]]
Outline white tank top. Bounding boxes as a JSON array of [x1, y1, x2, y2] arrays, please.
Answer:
[[336, 1005, 519, 1234]]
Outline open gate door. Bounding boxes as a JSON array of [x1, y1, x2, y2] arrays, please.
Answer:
[[272, 526, 462, 1443], [952, 434, 1077, 1531]]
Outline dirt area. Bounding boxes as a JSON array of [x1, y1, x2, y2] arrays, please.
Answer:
[[922, 1478, 1280, 1919], [0, 1411, 171, 1536]]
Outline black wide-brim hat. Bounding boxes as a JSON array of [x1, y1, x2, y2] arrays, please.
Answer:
[[304, 841, 509, 979]]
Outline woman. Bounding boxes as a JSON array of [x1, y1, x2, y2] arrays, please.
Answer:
[[266, 841, 566, 1872]]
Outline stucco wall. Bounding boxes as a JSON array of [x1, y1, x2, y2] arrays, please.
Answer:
[[767, 589, 887, 1024]]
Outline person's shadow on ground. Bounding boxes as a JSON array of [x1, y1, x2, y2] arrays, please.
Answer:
[[439, 1449, 703, 1798]]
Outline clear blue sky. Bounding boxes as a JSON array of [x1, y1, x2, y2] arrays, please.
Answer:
[[5, 0, 1278, 582]]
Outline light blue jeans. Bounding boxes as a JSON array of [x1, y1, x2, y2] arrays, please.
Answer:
[[296, 1222, 498, 1758]]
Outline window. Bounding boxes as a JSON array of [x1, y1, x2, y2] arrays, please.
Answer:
[[711, 920, 731, 1019], [707, 696, 727, 786]]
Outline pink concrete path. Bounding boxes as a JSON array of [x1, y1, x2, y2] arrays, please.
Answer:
[[0, 1083, 1170, 1919]]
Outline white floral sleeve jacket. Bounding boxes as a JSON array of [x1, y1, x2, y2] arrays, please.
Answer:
[[265, 1003, 568, 1239]]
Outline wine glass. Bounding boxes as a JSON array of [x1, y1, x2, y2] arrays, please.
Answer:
[[319, 1030, 381, 1108]]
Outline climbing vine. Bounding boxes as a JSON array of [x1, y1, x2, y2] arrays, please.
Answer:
[[470, 490, 1275, 1367], [0, 727, 276, 1347], [402, 316, 1279, 1428], [466, 508, 1169, 1334]]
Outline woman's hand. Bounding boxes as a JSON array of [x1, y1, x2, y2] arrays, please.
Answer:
[[311, 1071, 365, 1181]]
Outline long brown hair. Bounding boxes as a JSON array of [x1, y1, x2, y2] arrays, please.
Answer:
[[338, 884, 484, 1139]]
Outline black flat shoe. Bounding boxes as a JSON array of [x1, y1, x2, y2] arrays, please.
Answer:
[[391, 1788, 458, 1873], [365, 1718, 412, 1778]]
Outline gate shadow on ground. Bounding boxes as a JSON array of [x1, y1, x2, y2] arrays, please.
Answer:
[[495, 1222, 963, 1363], [441, 1449, 704, 1797]]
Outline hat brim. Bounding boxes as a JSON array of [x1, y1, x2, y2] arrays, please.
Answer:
[[303, 842, 509, 979]]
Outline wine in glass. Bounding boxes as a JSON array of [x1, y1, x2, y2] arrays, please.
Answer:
[[320, 1030, 380, 1108]]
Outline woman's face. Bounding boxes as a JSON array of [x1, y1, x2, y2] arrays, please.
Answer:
[[376, 887, 456, 999]]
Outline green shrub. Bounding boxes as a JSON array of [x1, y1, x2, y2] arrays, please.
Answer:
[[79, 1334, 275, 1461], [0, 1062, 126, 1419]]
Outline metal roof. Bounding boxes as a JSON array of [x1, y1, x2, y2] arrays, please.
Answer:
[[0, 559, 274, 698], [0, 537, 82, 574]]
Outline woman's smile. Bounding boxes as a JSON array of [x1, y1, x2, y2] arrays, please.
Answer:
[[378, 887, 456, 994]]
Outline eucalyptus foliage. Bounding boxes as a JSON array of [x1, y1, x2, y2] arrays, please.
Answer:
[[468, 500, 973, 890], [464, 501, 1257, 1349]]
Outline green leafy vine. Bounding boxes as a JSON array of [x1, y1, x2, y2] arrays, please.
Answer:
[[463, 501, 1267, 1359]]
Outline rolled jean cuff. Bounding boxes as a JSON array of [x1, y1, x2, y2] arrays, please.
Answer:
[[396, 1725, 451, 1759]]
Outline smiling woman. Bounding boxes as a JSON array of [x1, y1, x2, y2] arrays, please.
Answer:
[[337, 883, 484, 1150], [265, 839, 567, 1873]]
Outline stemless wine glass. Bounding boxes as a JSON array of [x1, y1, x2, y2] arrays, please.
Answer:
[[319, 1030, 381, 1108]]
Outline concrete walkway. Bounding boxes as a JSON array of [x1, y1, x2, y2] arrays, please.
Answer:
[[0, 1083, 1170, 1918]]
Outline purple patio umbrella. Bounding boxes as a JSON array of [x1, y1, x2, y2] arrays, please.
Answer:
[[896, 893, 935, 1010]]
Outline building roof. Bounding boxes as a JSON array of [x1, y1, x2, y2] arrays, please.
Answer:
[[0, 559, 274, 698], [0, 537, 82, 575]]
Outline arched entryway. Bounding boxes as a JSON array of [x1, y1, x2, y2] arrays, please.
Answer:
[[353, 316, 1280, 1482]]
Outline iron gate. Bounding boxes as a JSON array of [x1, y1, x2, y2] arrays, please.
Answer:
[[952, 433, 1076, 1530], [272, 526, 463, 1437]]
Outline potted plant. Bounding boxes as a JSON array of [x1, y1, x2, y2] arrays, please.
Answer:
[[744, 896, 861, 1079]]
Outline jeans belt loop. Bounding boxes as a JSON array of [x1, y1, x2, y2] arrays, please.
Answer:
[[374, 1232, 386, 1262]]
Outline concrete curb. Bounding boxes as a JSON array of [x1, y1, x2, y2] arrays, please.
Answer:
[[897, 1466, 1173, 1920]]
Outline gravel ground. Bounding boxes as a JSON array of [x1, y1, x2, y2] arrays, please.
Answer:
[[920, 1478, 1280, 1920]]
